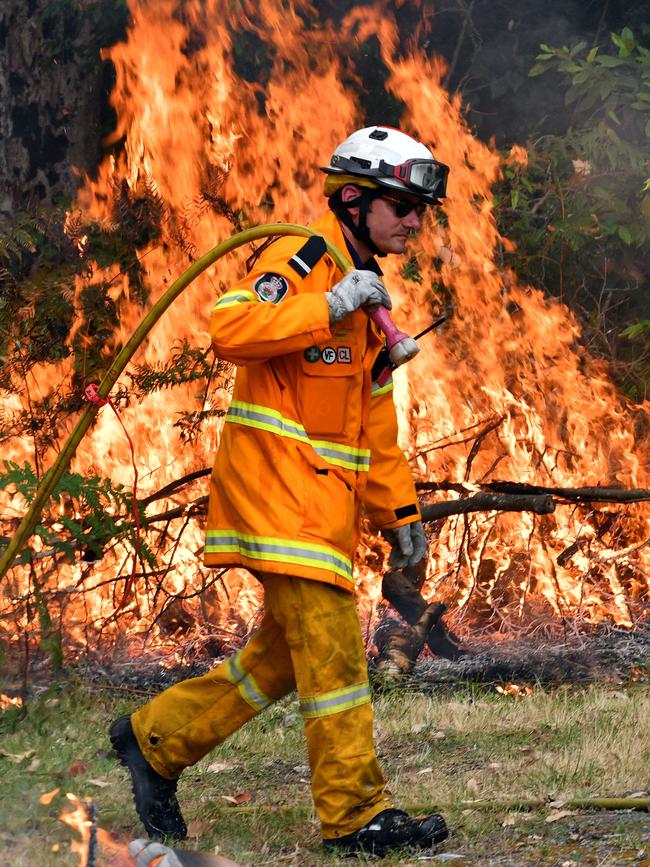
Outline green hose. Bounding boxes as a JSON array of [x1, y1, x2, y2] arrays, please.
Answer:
[[0, 223, 353, 581]]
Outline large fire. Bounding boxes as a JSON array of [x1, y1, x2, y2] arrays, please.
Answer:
[[1, 0, 649, 659]]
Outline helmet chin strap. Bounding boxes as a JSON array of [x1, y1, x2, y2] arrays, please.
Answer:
[[329, 188, 386, 258]]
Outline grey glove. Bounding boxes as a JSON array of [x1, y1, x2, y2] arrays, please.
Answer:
[[128, 839, 233, 866], [129, 840, 184, 867], [386, 520, 428, 568], [325, 269, 392, 323]]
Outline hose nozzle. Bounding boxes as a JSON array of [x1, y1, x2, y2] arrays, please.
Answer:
[[369, 306, 420, 385]]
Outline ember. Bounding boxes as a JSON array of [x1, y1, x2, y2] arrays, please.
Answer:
[[0, 0, 648, 660], [495, 683, 533, 698]]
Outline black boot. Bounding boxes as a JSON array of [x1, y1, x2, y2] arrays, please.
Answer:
[[323, 808, 448, 856], [109, 715, 187, 841]]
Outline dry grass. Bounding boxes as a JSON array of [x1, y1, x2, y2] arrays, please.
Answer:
[[1, 677, 650, 865]]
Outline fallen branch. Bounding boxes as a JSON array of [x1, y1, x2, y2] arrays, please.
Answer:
[[417, 480, 650, 504], [420, 492, 555, 522]]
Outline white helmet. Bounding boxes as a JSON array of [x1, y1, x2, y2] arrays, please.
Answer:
[[322, 126, 448, 205]]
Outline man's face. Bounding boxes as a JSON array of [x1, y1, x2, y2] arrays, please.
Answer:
[[366, 192, 426, 255]]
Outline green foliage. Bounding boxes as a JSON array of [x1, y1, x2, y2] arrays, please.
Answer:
[[622, 320, 650, 340], [129, 338, 228, 397], [0, 458, 159, 667], [528, 28, 650, 249], [128, 339, 231, 442], [0, 212, 46, 265], [0, 178, 178, 454], [0, 460, 153, 569], [494, 28, 650, 400]]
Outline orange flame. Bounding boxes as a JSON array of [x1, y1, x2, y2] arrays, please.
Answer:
[[59, 793, 94, 867]]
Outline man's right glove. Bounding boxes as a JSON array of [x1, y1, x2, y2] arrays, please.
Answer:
[[325, 269, 392, 323]]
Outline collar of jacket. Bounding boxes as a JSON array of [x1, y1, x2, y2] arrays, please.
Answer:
[[343, 233, 383, 276]]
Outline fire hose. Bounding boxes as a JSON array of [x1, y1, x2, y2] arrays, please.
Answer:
[[0, 223, 421, 582]]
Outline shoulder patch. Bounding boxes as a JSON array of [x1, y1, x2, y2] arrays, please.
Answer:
[[253, 273, 289, 303], [288, 235, 327, 278]]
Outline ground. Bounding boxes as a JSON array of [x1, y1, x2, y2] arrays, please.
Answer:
[[2, 646, 650, 865]]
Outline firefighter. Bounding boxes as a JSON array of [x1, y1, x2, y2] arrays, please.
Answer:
[[110, 126, 450, 857]]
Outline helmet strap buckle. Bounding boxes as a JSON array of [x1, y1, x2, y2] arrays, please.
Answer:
[[329, 187, 385, 257]]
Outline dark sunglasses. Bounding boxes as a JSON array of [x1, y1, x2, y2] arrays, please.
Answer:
[[381, 193, 427, 219]]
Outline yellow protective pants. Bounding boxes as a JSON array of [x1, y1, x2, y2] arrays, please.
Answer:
[[131, 574, 393, 838]]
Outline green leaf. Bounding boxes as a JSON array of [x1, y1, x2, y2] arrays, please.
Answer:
[[587, 47, 598, 62], [529, 63, 547, 77], [565, 86, 581, 105], [621, 27, 636, 51], [570, 41, 587, 57], [617, 225, 632, 244], [597, 55, 627, 67], [621, 320, 650, 340], [607, 110, 621, 125], [511, 189, 520, 209], [645, 119, 650, 138]]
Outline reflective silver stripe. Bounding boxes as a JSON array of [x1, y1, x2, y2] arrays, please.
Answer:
[[225, 650, 272, 712], [226, 402, 308, 443], [300, 681, 371, 719], [205, 530, 353, 582], [371, 379, 393, 396], [225, 401, 371, 472], [289, 253, 310, 276], [312, 439, 371, 471], [214, 290, 257, 310]]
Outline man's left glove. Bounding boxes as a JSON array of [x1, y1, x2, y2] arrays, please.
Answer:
[[128, 838, 240, 866], [129, 840, 184, 867], [385, 520, 428, 568]]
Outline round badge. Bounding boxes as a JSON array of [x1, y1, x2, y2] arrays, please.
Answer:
[[322, 347, 336, 365], [253, 273, 289, 303], [304, 346, 321, 363]]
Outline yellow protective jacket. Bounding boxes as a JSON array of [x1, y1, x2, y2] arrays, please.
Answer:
[[204, 210, 420, 591]]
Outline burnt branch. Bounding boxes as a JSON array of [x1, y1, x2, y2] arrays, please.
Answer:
[[381, 570, 465, 661], [464, 414, 506, 481], [140, 470, 211, 507], [417, 481, 650, 504], [485, 481, 650, 504], [420, 492, 555, 522], [373, 602, 446, 677], [143, 496, 208, 525]]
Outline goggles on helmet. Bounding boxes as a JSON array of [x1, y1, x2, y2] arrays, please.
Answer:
[[330, 154, 449, 198], [380, 158, 449, 197]]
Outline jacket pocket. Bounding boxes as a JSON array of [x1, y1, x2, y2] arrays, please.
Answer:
[[300, 465, 357, 555], [298, 344, 361, 437]]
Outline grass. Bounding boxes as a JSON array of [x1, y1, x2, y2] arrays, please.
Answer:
[[1, 676, 650, 865]]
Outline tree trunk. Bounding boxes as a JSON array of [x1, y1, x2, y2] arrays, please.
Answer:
[[0, 1, 125, 211]]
